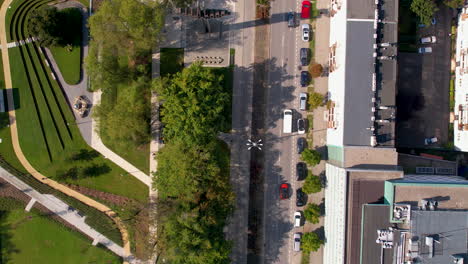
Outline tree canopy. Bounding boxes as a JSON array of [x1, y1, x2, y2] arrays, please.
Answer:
[[304, 203, 321, 224], [154, 63, 230, 145], [303, 172, 322, 194], [410, 0, 438, 26], [301, 149, 322, 166], [302, 232, 324, 253]]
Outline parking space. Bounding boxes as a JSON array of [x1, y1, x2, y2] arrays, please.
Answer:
[[396, 6, 452, 148]]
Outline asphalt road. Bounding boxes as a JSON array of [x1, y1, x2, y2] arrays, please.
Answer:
[[262, 0, 307, 263]]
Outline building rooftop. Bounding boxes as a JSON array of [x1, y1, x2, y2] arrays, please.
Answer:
[[454, 7, 468, 151], [410, 211, 468, 263], [361, 205, 395, 264], [341, 0, 398, 147]]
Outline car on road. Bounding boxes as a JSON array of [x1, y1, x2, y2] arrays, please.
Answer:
[[424, 137, 438, 145], [299, 92, 307, 110], [280, 183, 290, 200], [296, 188, 306, 207], [297, 137, 306, 154], [300, 71, 309, 87], [294, 211, 302, 227], [296, 162, 307, 180], [293, 233, 301, 251], [301, 1, 311, 19], [420, 36, 436, 44], [287, 12, 296, 28], [297, 118, 306, 134], [300, 48, 309, 66], [301, 24, 310, 42], [418, 47, 433, 54]]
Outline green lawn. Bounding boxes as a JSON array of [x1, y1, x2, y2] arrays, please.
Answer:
[[160, 48, 184, 77], [1, 201, 120, 264], [9, 44, 148, 203], [49, 8, 82, 85]]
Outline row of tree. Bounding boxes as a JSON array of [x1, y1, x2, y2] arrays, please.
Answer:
[[153, 63, 234, 263]]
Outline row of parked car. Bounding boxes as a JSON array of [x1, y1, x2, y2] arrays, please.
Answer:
[[418, 35, 437, 54]]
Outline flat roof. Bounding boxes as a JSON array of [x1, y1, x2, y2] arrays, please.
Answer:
[[343, 20, 375, 146], [361, 205, 395, 264], [347, 0, 376, 19], [411, 211, 468, 263], [394, 184, 468, 209]]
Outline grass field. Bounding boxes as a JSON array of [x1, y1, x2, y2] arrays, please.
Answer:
[[0, 200, 120, 264], [49, 8, 82, 85]]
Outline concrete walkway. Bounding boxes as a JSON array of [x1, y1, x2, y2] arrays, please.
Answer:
[[3, 36, 37, 48], [0, 0, 133, 261], [0, 166, 129, 259]]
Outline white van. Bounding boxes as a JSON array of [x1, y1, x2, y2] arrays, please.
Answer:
[[293, 233, 301, 252], [283, 109, 293, 133]]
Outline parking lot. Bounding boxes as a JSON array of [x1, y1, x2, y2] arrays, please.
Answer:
[[396, 6, 452, 148]]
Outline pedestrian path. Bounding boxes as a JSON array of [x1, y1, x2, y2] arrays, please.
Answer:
[[0, 166, 130, 260], [3, 36, 37, 48]]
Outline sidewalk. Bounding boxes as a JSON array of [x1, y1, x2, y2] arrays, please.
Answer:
[[307, 0, 330, 263]]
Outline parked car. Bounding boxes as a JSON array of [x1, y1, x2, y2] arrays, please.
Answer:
[[296, 162, 307, 181], [280, 183, 290, 200], [301, 24, 310, 42], [297, 137, 306, 154], [296, 188, 306, 207], [300, 71, 309, 87], [293, 233, 301, 251], [431, 17, 436, 25], [297, 118, 306, 134], [420, 36, 436, 44], [287, 12, 296, 28], [294, 211, 302, 227], [424, 137, 438, 145], [301, 1, 311, 19], [299, 92, 307, 111], [300, 48, 310, 66], [418, 47, 432, 54]]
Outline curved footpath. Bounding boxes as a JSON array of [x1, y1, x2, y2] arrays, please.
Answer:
[[0, 0, 134, 262]]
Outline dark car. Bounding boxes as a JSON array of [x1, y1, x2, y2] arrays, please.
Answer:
[[296, 188, 306, 207], [300, 48, 309, 66], [296, 162, 307, 181], [287, 12, 296, 28], [280, 183, 290, 200], [300, 71, 309, 87], [297, 137, 306, 154]]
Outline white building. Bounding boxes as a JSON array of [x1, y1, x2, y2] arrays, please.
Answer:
[[454, 7, 468, 151]]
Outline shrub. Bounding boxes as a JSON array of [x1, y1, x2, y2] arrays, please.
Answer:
[[308, 92, 324, 110], [304, 203, 321, 224], [310, 63, 323, 78], [301, 149, 321, 166], [303, 172, 322, 194]]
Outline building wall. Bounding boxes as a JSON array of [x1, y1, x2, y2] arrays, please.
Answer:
[[326, 0, 348, 148], [454, 7, 468, 151], [324, 163, 348, 264]]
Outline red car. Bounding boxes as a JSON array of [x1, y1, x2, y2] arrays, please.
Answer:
[[301, 1, 311, 19], [279, 183, 290, 199]]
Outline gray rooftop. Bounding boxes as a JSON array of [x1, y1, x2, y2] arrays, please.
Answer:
[[343, 0, 398, 147], [411, 211, 468, 263]]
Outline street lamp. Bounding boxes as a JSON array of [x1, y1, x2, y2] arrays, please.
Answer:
[[246, 139, 263, 150]]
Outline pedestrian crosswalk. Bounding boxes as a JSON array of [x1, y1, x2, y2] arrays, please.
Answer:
[[3, 36, 37, 49]]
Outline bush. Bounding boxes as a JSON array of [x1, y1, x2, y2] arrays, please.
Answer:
[[301, 149, 321, 166], [303, 172, 322, 194], [308, 92, 324, 110], [302, 232, 324, 253], [310, 63, 323, 78], [304, 203, 321, 224]]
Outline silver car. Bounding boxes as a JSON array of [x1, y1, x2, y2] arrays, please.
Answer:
[[299, 92, 307, 111], [301, 24, 310, 42], [293, 233, 301, 251]]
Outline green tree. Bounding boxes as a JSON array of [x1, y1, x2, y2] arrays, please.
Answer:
[[302, 232, 324, 252], [308, 92, 324, 110], [303, 172, 322, 194], [154, 63, 230, 145], [28, 6, 61, 46], [304, 203, 321, 224], [410, 0, 438, 26], [94, 77, 150, 146], [301, 149, 321, 166]]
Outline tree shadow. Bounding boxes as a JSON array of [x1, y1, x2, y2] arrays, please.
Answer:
[[312, 226, 326, 243], [0, 210, 20, 261]]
